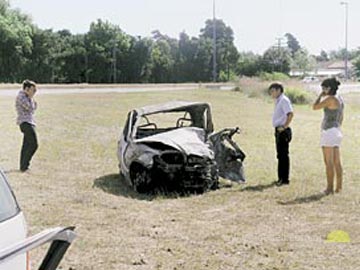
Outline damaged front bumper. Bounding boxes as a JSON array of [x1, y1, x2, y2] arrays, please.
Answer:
[[152, 151, 218, 190]]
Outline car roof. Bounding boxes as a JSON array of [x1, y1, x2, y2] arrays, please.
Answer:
[[134, 101, 211, 116]]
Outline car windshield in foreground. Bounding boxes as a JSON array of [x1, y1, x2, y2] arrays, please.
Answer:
[[0, 172, 19, 223]]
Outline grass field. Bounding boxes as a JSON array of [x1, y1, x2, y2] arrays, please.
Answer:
[[1, 87, 360, 269]]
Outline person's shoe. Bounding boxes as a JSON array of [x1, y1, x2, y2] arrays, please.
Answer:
[[20, 168, 30, 173], [276, 180, 289, 186], [323, 189, 334, 195]]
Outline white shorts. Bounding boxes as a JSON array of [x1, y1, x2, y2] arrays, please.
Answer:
[[320, 127, 343, 147]]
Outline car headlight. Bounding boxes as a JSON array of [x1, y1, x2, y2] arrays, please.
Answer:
[[159, 151, 184, 165], [187, 155, 206, 164]]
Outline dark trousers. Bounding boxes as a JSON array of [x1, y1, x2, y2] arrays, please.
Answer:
[[275, 127, 292, 183], [20, 122, 38, 171]]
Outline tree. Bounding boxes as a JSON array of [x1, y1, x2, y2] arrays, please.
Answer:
[[285, 33, 301, 57], [149, 39, 174, 83], [290, 48, 316, 75], [85, 19, 130, 83], [200, 19, 239, 81], [58, 33, 87, 83], [22, 28, 56, 82], [237, 52, 263, 77], [262, 46, 292, 74], [0, 0, 9, 14], [315, 50, 329, 62], [353, 52, 360, 79], [174, 32, 202, 82], [0, 2, 34, 82], [124, 36, 153, 83], [192, 37, 213, 82]]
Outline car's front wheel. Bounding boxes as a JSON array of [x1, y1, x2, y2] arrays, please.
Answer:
[[130, 164, 152, 193]]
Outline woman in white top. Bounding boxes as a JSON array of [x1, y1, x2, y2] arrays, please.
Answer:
[[312, 78, 344, 195]]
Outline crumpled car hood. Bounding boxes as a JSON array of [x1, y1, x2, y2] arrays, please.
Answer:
[[136, 127, 214, 157]]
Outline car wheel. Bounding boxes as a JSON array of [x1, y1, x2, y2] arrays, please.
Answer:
[[210, 178, 219, 190], [131, 165, 152, 193]]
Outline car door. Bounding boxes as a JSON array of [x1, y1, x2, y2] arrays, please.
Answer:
[[209, 127, 246, 182], [118, 111, 135, 176]]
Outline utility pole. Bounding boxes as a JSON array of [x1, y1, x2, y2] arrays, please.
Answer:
[[84, 53, 89, 83], [340, 1, 349, 80], [212, 0, 217, 82], [112, 41, 117, 83], [275, 37, 285, 73]]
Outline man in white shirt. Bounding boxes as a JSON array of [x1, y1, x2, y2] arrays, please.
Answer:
[[269, 82, 294, 186]]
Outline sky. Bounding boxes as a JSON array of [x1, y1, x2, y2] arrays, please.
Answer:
[[9, 0, 360, 55]]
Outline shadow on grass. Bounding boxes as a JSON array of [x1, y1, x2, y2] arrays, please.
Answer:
[[3, 169, 21, 174], [93, 174, 156, 201], [93, 174, 198, 201], [277, 192, 327, 205], [239, 182, 277, 192]]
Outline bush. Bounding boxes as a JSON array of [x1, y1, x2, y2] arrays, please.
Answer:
[[285, 87, 312, 104], [233, 77, 270, 99], [219, 70, 238, 82], [234, 77, 312, 104], [258, 72, 290, 81], [233, 86, 242, 92]]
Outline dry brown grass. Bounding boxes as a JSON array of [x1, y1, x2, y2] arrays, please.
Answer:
[[1, 88, 360, 269]]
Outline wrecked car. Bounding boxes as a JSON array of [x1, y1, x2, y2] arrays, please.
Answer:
[[117, 101, 245, 193]]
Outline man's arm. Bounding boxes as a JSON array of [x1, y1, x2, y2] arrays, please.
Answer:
[[277, 112, 293, 132], [284, 112, 294, 129], [18, 94, 36, 111]]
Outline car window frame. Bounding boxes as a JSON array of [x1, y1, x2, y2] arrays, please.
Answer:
[[122, 112, 131, 142]]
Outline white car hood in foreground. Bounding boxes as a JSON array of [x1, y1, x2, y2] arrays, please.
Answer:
[[136, 127, 214, 157]]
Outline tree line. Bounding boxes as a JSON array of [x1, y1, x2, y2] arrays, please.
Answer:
[[1, 0, 360, 83]]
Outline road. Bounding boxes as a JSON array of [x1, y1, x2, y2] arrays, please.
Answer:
[[0, 82, 358, 96], [305, 83, 360, 94], [0, 83, 234, 96]]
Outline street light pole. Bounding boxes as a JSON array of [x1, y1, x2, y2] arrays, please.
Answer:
[[340, 1, 349, 80], [212, 0, 217, 82]]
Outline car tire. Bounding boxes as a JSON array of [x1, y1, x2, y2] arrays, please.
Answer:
[[210, 178, 219, 190], [130, 164, 152, 193]]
